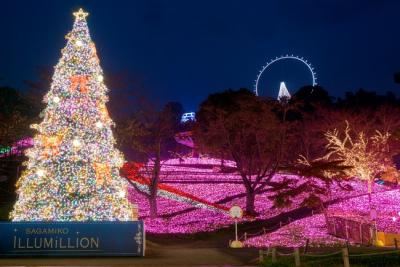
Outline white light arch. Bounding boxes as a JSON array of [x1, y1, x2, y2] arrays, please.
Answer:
[[254, 55, 317, 96]]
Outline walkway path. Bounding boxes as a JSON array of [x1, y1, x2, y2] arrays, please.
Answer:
[[0, 241, 258, 266]]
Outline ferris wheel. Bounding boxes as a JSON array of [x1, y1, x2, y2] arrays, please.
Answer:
[[254, 55, 317, 96]]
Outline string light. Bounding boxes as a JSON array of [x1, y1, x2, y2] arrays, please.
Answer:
[[118, 190, 126, 198], [36, 169, 45, 177], [72, 138, 81, 148], [125, 157, 398, 238]]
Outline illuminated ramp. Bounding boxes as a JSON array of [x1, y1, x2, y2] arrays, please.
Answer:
[[121, 162, 229, 214]]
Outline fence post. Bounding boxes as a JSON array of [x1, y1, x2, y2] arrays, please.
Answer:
[[342, 247, 350, 267], [294, 247, 301, 267], [333, 217, 337, 236], [244, 232, 247, 241], [304, 239, 310, 254], [259, 250, 264, 262], [272, 247, 277, 263]]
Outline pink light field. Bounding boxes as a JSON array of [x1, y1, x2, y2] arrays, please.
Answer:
[[127, 157, 400, 247]]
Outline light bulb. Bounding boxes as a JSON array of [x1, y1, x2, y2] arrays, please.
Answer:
[[97, 75, 104, 82], [118, 190, 126, 198], [36, 169, 45, 177], [76, 40, 83, 47], [72, 139, 81, 147], [53, 96, 60, 103], [95, 121, 103, 128]]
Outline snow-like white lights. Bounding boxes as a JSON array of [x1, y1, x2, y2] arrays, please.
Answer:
[[392, 217, 397, 222], [95, 121, 103, 129], [72, 138, 81, 148], [53, 96, 60, 103], [97, 75, 104, 82], [75, 40, 83, 47], [36, 169, 45, 177]]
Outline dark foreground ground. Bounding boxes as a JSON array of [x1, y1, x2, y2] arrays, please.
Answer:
[[0, 238, 259, 267], [0, 243, 258, 267]]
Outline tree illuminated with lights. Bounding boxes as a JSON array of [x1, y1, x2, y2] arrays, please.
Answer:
[[324, 121, 391, 202], [10, 9, 137, 221]]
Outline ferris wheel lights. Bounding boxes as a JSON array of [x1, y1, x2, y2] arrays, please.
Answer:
[[254, 55, 317, 96]]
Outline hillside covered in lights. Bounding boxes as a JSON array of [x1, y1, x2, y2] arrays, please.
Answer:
[[126, 157, 399, 247]]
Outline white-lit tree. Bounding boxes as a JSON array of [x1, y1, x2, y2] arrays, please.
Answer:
[[324, 121, 391, 204], [10, 9, 137, 221]]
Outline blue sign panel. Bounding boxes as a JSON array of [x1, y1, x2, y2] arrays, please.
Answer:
[[0, 221, 145, 257]]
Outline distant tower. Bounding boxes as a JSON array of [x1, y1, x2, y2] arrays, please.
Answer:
[[277, 82, 291, 101]]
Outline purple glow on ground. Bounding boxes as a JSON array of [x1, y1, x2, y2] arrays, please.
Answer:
[[243, 214, 347, 248], [328, 190, 400, 233], [128, 157, 399, 237]]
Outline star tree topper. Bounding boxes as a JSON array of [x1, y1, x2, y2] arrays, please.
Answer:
[[73, 8, 89, 20]]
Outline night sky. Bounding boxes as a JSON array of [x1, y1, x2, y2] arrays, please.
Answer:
[[1, 0, 400, 111]]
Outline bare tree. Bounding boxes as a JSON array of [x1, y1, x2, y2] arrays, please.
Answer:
[[0, 87, 32, 150], [118, 101, 183, 218], [195, 89, 287, 215]]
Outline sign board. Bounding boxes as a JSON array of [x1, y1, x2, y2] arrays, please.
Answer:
[[0, 221, 145, 257]]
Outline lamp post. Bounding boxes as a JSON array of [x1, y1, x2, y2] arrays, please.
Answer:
[[229, 205, 243, 248]]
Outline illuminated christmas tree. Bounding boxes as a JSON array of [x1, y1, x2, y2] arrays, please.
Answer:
[[10, 9, 137, 221]]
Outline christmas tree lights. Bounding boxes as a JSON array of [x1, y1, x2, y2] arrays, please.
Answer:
[[10, 8, 137, 221]]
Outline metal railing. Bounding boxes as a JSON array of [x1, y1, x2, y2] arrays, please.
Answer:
[[239, 214, 307, 242]]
